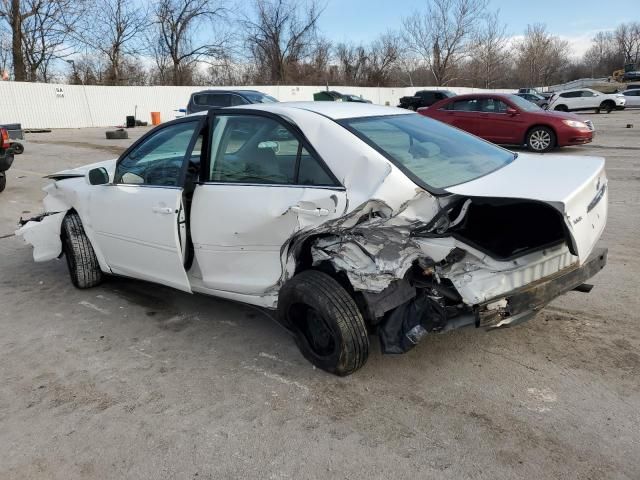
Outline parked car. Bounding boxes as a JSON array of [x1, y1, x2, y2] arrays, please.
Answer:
[[547, 88, 626, 113], [625, 84, 640, 90], [621, 89, 640, 108], [313, 91, 371, 103], [0, 127, 14, 192], [0, 122, 25, 154], [398, 90, 455, 110], [515, 92, 549, 109], [17, 103, 608, 375], [419, 93, 594, 152], [622, 71, 640, 82], [186, 90, 277, 114]]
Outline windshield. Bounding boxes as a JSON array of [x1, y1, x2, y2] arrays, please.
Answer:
[[507, 94, 542, 112], [340, 114, 516, 190], [244, 92, 278, 103]]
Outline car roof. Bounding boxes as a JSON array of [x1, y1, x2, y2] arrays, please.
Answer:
[[190, 89, 263, 96], [228, 101, 410, 120], [436, 92, 516, 100]]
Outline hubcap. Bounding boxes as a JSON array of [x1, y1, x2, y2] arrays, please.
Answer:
[[289, 304, 336, 358], [530, 130, 551, 151]]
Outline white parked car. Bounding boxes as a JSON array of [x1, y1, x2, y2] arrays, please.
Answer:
[[17, 103, 608, 375], [548, 88, 626, 113], [621, 89, 640, 108]]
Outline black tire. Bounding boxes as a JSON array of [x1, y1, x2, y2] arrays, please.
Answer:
[[12, 142, 24, 154], [105, 129, 128, 140], [600, 101, 614, 114], [526, 126, 556, 153], [553, 104, 568, 112], [61, 212, 103, 289], [278, 270, 369, 376], [0, 173, 5, 193]]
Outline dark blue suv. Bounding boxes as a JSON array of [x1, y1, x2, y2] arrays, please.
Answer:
[[186, 90, 278, 115]]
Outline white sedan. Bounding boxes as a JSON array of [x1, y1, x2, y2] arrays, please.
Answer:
[[621, 89, 640, 107], [17, 103, 608, 375]]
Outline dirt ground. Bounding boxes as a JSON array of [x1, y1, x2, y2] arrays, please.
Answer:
[[0, 110, 639, 480]]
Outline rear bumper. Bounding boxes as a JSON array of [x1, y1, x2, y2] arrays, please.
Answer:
[[476, 247, 608, 328]]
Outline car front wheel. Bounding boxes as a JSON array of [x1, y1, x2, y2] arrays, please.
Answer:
[[62, 212, 103, 289], [526, 126, 556, 153], [278, 270, 370, 376]]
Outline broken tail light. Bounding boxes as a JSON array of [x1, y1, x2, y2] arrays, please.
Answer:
[[0, 128, 9, 149]]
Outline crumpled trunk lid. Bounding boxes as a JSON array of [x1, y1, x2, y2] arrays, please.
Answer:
[[445, 153, 607, 262]]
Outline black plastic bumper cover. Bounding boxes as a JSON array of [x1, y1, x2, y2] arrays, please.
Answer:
[[477, 247, 608, 327]]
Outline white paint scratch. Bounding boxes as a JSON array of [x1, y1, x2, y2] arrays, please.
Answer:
[[243, 364, 309, 392], [259, 352, 296, 367], [79, 301, 110, 315], [526, 387, 557, 413]]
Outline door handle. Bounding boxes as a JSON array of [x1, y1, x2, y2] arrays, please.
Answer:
[[152, 206, 174, 214], [291, 205, 329, 217]]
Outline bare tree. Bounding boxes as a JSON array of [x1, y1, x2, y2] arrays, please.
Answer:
[[242, 0, 324, 84], [403, 0, 488, 86], [0, 0, 80, 82], [75, 0, 148, 85], [468, 10, 508, 88], [514, 24, 569, 87], [615, 22, 640, 64], [583, 31, 618, 77], [0, 30, 11, 76], [154, 0, 228, 86]]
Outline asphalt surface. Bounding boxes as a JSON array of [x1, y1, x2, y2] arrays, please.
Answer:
[[0, 110, 639, 479]]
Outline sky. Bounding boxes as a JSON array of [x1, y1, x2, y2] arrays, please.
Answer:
[[319, 0, 639, 57]]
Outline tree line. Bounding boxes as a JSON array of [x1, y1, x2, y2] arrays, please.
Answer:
[[0, 0, 639, 88]]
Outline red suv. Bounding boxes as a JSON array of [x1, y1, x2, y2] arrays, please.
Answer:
[[419, 93, 594, 153]]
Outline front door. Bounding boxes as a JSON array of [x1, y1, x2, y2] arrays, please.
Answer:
[[191, 112, 347, 294], [88, 118, 203, 292]]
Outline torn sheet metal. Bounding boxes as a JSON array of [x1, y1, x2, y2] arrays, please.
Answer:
[[15, 212, 66, 261]]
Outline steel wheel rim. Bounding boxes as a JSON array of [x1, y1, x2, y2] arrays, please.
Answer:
[[530, 130, 551, 150]]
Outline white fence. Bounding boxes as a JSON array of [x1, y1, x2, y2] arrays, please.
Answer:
[[0, 81, 516, 129]]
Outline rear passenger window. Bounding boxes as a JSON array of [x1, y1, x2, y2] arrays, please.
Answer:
[[194, 93, 231, 107], [209, 115, 337, 186]]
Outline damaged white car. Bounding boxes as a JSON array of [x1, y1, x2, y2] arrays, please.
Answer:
[[17, 103, 608, 376]]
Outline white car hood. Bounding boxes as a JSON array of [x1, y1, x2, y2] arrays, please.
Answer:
[[47, 158, 117, 179], [447, 152, 607, 262]]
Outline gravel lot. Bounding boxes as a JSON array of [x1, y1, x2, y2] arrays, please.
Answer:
[[1, 110, 639, 480]]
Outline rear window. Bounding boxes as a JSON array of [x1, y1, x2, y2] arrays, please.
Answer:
[[340, 114, 515, 190], [242, 92, 278, 103], [193, 93, 230, 107]]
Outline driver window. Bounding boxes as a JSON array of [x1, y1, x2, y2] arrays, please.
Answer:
[[480, 98, 508, 113], [115, 121, 199, 186]]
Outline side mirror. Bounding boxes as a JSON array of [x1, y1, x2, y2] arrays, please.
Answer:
[[87, 167, 109, 185], [506, 107, 518, 116]]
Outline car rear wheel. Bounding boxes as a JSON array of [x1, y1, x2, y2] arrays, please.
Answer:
[[599, 101, 614, 114], [12, 142, 24, 154], [0, 173, 5, 193], [526, 126, 555, 153], [62, 212, 103, 289], [278, 270, 369, 376]]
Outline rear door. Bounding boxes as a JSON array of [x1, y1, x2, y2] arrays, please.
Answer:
[[87, 118, 204, 291], [191, 112, 347, 294]]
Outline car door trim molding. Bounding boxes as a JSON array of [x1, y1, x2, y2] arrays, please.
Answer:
[[199, 181, 346, 191]]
